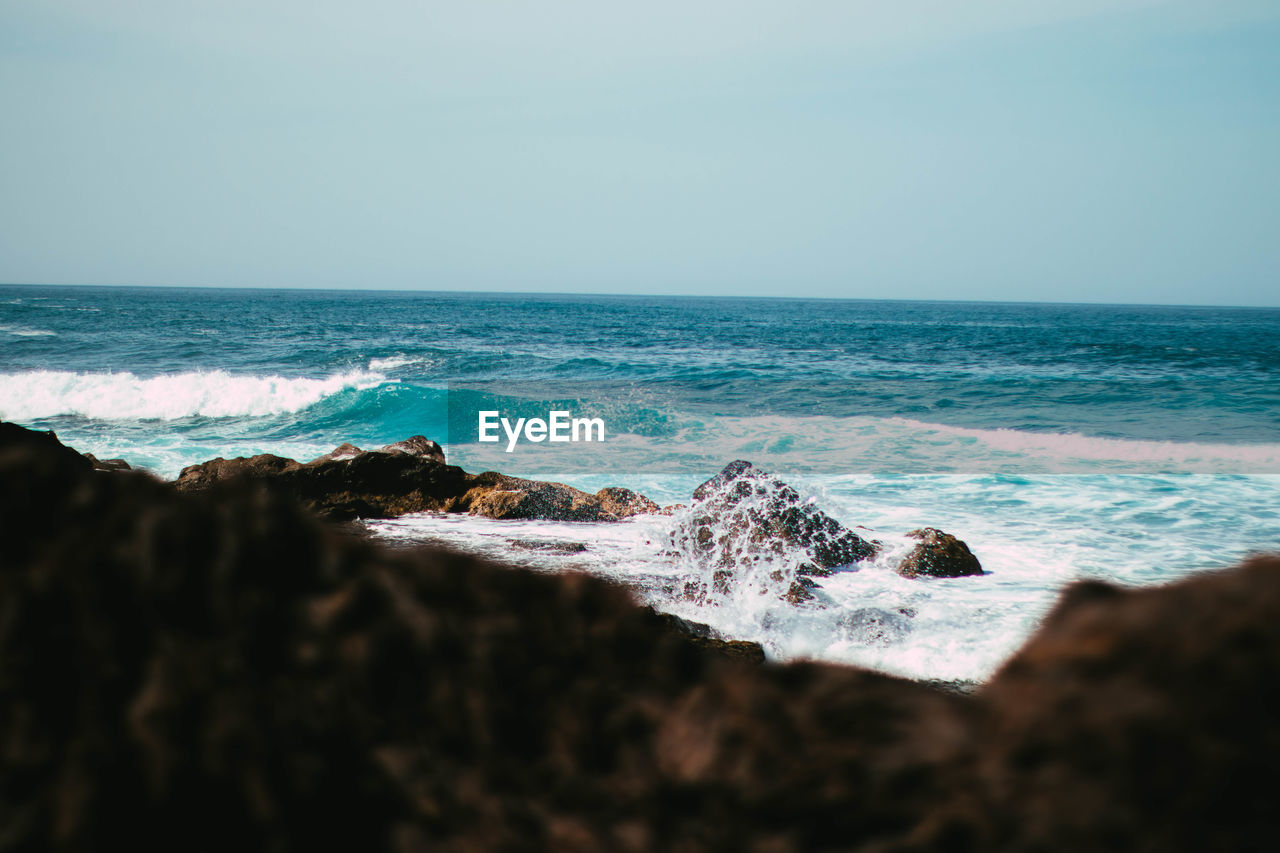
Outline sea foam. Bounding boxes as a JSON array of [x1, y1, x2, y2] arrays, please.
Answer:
[[0, 369, 388, 421], [0, 324, 57, 337]]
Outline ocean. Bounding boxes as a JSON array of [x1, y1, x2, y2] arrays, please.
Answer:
[[3, 283, 1278, 681]]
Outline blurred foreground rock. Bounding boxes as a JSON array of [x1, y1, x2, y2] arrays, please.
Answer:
[[4, 421, 1280, 851]]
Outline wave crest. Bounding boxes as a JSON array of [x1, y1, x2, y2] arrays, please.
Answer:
[[0, 369, 388, 421]]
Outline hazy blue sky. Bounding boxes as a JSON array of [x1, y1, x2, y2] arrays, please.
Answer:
[[1, 1, 1277, 304]]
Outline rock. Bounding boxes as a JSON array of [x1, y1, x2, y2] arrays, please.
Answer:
[[644, 607, 767, 665], [670, 460, 879, 603], [594, 486, 659, 519], [972, 557, 1280, 850], [83, 452, 132, 471], [838, 607, 913, 647], [0, 422, 92, 474], [896, 527, 983, 578], [309, 442, 364, 463], [380, 435, 445, 462], [507, 538, 589, 554], [175, 438, 656, 524], [462, 473, 622, 522], [6, 422, 1280, 851]]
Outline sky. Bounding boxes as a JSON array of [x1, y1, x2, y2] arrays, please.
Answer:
[[1, 1, 1277, 305]]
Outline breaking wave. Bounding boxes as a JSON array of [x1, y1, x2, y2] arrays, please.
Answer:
[[0, 369, 390, 421]]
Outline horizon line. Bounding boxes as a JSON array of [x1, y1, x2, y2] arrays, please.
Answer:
[[2, 280, 1277, 312]]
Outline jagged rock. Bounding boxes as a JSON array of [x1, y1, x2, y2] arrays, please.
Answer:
[[595, 486, 660, 519], [381, 435, 445, 462], [309, 442, 364, 463], [175, 438, 656, 523], [460, 473, 622, 522], [83, 452, 132, 471], [896, 527, 983, 578], [671, 460, 879, 604]]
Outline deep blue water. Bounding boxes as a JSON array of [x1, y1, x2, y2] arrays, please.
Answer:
[[3, 285, 1278, 462]]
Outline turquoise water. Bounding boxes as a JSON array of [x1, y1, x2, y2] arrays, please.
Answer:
[[4, 284, 1278, 678]]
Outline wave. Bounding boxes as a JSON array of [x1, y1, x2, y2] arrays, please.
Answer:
[[368, 354, 439, 372], [0, 369, 389, 421]]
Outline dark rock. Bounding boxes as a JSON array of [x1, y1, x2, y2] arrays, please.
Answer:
[[507, 538, 589, 554], [0, 422, 92, 473], [4, 421, 1280, 851], [175, 439, 656, 523], [896, 527, 983, 578], [309, 442, 365, 463], [381, 435, 445, 462], [644, 607, 768, 665], [83, 452, 132, 471], [670, 460, 879, 603], [971, 557, 1280, 850], [175, 453, 301, 487]]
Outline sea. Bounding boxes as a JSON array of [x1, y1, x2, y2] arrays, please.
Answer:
[[3, 284, 1278, 682]]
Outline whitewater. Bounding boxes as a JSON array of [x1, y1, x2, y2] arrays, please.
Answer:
[[3, 284, 1277, 681]]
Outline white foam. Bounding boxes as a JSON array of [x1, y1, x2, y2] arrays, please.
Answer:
[[0, 369, 388, 421], [369, 354, 437, 372], [888, 417, 1280, 470], [362, 469, 1280, 683], [0, 324, 57, 337]]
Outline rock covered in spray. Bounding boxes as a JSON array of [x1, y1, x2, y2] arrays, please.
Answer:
[[669, 460, 880, 604]]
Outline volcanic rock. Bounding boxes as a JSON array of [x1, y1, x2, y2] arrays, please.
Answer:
[[381, 435, 445, 462], [595, 486, 661, 519], [896, 527, 983, 579], [671, 460, 879, 603], [82, 452, 133, 471], [175, 437, 658, 523]]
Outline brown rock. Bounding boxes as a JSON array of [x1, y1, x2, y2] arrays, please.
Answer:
[[380, 435, 445, 462], [83, 452, 133, 471], [594, 486, 660, 519], [896, 527, 983, 578], [461, 473, 621, 521], [174, 438, 656, 524]]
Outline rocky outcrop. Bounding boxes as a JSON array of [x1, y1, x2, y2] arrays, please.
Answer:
[[5, 421, 1280, 851], [670, 460, 879, 603], [83, 452, 132, 471], [595, 486, 661, 519], [0, 422, 91, 473], [458, 472, 629, 522], [175, 437, 657, 523], [896, 527, 983, 578]]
